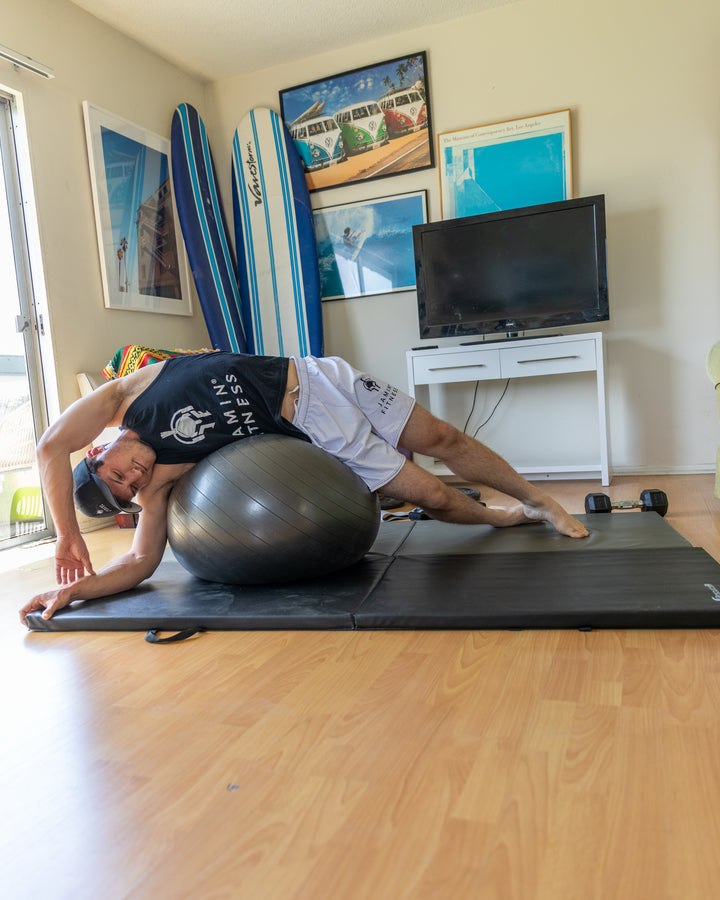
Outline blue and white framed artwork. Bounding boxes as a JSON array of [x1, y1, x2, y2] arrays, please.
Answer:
[[82, 102, 192, 315], [438, 109, 572, 219], [313, 190, 427, 301]]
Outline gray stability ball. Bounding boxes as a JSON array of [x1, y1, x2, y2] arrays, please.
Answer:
[[167, 434, 381, 584]]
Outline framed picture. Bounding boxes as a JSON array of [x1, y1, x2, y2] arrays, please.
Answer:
[[313, 190, 427, 301], [82, 102, 192, 315], [438, 109, 572, 219], [279, 52, 434, 194]]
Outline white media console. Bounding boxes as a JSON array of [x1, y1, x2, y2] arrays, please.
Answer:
[[406, 331, 610, 485]]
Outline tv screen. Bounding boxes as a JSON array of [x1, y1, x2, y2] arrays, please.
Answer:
[[413, 195, 608, 340]]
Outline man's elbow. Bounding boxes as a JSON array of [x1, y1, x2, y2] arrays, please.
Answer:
[[36, 431, 53, 460], [36, 429, 67, 465], [129, 548, 165, 584]]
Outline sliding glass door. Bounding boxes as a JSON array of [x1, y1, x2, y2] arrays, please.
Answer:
[[0, 93, 51, 546]]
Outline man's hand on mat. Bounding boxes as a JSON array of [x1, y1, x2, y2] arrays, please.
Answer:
[[55, 534, 95, 585], [20, 588, 74, 627]]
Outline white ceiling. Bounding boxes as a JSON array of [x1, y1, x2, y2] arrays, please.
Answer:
[[69, 0, 514, 81]]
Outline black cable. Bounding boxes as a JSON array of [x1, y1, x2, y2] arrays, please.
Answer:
[[471, 379, 511, 438], [462, 381, 481, 434]]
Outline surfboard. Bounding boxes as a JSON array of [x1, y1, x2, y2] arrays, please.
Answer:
[[171, 103, 248, 353], [231, 107, 324, 358], [289, 100, 325, 128]]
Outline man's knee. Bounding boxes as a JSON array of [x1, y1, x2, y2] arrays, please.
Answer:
[[381, 457, 451, 510], [419, 478, 455, 511]]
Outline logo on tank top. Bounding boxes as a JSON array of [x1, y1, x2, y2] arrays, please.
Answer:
[[161, 406, 216, 444]]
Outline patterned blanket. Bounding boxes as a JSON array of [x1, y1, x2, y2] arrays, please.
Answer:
[[102, 345, 208, 380]]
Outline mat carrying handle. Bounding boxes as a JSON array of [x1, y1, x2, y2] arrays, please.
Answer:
[[145, 627, 205, 644]]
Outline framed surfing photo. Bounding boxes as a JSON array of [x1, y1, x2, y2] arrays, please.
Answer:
[[279, 52, 434, 193], [438, 109, 573, 219], [83, 102, 193, 315], [313, 190, 427, 301]]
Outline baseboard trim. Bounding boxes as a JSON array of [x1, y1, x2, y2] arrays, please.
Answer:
[[609, 465, 716, 477]]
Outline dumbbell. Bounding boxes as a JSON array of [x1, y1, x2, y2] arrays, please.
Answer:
[[584, 489, 668, 517]]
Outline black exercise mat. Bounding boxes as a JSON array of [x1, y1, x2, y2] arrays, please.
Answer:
[[355, 548, 720, 630], [391, 513, 690, 556], [28, 556, 393, 632], [25, 513, 720, 633]]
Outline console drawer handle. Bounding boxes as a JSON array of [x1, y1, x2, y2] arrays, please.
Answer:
[[516, 355, 580, 364], [427, 364, 488, 372]]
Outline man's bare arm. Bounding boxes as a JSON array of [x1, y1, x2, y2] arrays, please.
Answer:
[[20, 480, 172, 626], [37, 381, 127, 583]]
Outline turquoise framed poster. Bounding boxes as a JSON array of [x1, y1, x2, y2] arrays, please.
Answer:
[[438, 109, 572, 219]]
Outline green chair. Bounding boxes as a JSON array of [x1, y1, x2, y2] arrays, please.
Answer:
[[9, 486, 44, 537]]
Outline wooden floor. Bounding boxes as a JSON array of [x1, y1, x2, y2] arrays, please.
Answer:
[[4, 474, 720, 899]]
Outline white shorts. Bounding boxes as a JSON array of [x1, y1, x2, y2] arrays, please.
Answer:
[[291, 356, 415, 492]]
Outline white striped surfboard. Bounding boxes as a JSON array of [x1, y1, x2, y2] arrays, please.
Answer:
[[231, 108, 324, 358]]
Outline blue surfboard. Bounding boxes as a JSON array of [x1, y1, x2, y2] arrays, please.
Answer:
[[171, 103, 248, 353], [231, 108, 324, 358]]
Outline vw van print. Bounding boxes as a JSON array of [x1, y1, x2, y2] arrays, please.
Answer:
[[333, 103, 388, 155]]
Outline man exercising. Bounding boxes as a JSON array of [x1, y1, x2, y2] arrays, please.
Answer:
[[20, 352, 587, 625]]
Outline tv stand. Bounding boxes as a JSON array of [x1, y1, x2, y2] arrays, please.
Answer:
[[406, 331, 609, 484]]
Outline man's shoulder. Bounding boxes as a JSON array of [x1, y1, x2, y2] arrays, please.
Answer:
[[115, 362, 168, 405], [138, 461, 195, 502]]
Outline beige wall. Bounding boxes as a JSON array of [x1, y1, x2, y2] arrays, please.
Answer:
[[211, 0, 720, 474], [2, 0, 719, 474], [0, 0, 213, 417]]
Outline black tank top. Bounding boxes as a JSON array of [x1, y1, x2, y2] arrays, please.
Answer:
[[122, 352, 308, 463]]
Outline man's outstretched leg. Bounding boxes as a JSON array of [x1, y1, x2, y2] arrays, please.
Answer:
[[388, 404, 588, 538]]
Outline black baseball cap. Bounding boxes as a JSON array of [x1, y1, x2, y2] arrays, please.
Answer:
[[73, 458, 143, 518]]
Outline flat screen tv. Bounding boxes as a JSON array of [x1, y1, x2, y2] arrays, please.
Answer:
[[413, 194, 608, 340]]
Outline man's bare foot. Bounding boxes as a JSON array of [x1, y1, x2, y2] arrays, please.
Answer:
[[522, 498, 589, 538]]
